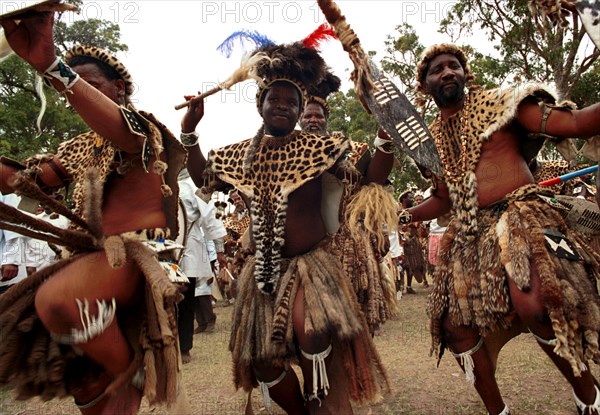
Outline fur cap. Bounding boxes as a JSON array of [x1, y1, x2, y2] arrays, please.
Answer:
[[415, 43, 475, 96], [65, 45, 134, 97], [306, 71, 342, 118], [253, 41, 329, 112]]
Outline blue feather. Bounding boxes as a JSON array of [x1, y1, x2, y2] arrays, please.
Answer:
[[217, 30, 275, 58]]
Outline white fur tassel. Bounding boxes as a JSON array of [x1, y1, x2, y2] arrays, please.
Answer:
[[221, 52, 271, 90]]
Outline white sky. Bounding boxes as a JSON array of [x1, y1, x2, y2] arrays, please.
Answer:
[[110, 0, 467, 153], [4, 0, 473, 152]]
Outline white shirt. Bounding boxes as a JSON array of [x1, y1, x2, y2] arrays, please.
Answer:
[[388, 229, 403, 258], [178, 176, 227, 296], [0, 193, 27, 287], [429, 218, 447, 235], [25, 212, 69, 269]]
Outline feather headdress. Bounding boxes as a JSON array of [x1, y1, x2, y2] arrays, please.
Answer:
[[216, 29, 275, 58], [306, 71, 341, 117], [302, 23, 341, 117], [302, 23, 337, 50], [176, 25, 335, 110]]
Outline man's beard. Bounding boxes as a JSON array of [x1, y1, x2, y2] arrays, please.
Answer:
[[301, 121, 327, 135], [308, 124, 327, 135], [432, 81, 465, 108]]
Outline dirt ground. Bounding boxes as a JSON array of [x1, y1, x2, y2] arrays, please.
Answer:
[[1, 284, 594, 414]]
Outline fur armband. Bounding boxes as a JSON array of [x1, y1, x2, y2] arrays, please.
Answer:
[[18, 154, 72, 195]]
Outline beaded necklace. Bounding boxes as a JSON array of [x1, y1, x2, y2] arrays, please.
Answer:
[[433, 92, 473, 184]]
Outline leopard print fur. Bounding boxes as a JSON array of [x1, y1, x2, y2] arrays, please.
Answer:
[[205, 130, 350, 294], [223, 212, 250, 237], [431, 84, 562, 239], [65, 45, 135, 96], [532, 159, 572, 194], [43, 109, 185, 237]]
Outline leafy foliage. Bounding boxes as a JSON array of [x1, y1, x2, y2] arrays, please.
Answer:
[[439, 0, 600, 100], [0, 2, 128, 159]]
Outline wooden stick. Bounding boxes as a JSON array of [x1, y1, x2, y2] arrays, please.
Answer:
[[174, 85, 223, 110]]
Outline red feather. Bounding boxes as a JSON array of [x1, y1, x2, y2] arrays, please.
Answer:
[[302, 23, 338, 50]]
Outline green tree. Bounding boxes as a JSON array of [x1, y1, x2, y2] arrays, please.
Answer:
[[439, 0, 600, 101], [0, 1, 128, 159]]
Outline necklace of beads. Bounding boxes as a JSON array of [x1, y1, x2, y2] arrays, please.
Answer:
[[433, 92, 473, 184]]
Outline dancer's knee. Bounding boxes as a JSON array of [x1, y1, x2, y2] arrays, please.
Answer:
[[441, 316, 480, 351], [35, 288, 117, 345], [35, 284, 73, 329], [511, 293, 549, 328], [253, 361, 287, 383]]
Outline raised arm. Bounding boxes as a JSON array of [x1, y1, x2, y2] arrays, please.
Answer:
[[180, 95, 208, 188], [0, 13, 143, 153]]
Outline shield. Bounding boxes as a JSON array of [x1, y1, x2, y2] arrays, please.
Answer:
[[316, 0, 442, 175], [362, 60, 442, 175], [575, 0, 600, 49]]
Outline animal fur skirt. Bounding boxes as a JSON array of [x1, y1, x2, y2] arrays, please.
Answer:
[[428, 184, 600, 376], [229, 238, 389, 403], [331, 225, 398, 335], [0, 236, 182, 406]]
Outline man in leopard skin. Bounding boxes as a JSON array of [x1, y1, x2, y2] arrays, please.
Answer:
[[184, 40, 392, 413], [406, 43, 600, 415], [0, 12, 188, 415]]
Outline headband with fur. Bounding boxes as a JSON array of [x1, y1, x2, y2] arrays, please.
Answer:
[[65, 45, 135, 97]]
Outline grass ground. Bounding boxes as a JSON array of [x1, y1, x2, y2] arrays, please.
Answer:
[[1, 284, 592, 414]]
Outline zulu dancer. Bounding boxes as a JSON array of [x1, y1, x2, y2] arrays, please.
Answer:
[[0, 11, 188, 415], [300, 72, 398, 336], [183, 37, 391, 413], [405, 43, 600, 415]]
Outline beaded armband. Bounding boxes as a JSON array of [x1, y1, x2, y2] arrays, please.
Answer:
[[38, 57, 80, 93], [398, 209, 413, 225]]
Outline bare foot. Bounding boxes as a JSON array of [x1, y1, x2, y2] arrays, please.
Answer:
[[101, 383, 142, 415]]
